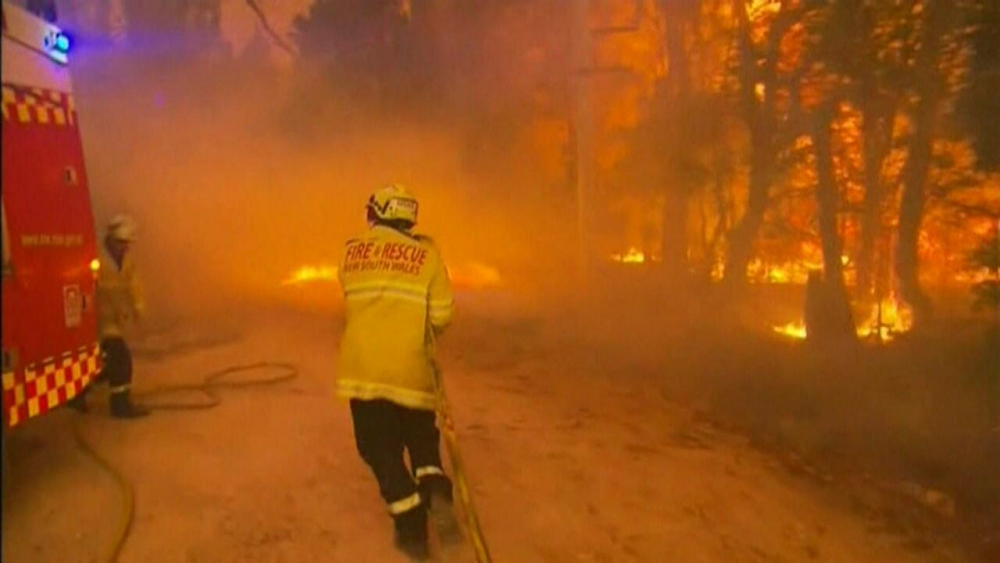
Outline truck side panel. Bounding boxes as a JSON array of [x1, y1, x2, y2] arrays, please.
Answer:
[[2, 4, 101, 428]]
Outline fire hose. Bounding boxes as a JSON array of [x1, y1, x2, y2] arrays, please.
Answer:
[[72, 361, 299, 563], [72, 360, 490, 563], [432, 361, 493, 563]]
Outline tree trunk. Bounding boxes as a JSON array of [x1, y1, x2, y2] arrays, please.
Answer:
[[854, 0, 893, 301], [896, 0, 953, 326], [897, 112, 936, 325], [661, 187, 689, 279], [813, 105, 856, 340], [725, 132, 773, 283], [814, 108, 846, 286], [857, 94, 895, 300], [723, 0, 785, 286], [659, 4, 694, 280]]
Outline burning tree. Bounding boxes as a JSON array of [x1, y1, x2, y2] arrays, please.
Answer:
[[592, 0, 996, 341]]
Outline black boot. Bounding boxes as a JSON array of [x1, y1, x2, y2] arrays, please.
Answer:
[[393, 505, 430, 562], [110, 390, 150, 419], [419, 474, 461, 546]]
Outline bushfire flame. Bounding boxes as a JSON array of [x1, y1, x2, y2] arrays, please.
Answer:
[[856, 294, 914, 342], [611, 247, 650, 264], [282, 265, 338, 285], [772, 320, 808, 339], [772, 294, 914, 342], [746, 256, 846, 285]]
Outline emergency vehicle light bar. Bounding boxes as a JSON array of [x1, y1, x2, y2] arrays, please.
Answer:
[[41, 29, 70, 63]]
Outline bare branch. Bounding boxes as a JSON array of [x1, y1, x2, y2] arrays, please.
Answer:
[[936, 199, 1000, 220], [245, 0, 297, 57]]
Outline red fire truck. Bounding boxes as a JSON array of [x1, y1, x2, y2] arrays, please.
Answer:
[[2, 1, 102, 430]]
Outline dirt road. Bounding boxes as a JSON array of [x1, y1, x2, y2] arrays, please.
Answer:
[[1, 306, 966, 562]]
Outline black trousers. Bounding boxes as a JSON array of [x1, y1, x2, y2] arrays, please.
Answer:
[[100, 337, 133, 392], [350, 399, 452, 517]]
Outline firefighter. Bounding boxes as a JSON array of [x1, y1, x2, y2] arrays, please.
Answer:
[[70, 215, 150, 418], [336, 185, 457, 561]]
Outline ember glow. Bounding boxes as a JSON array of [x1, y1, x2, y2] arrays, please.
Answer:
[[282, 265, 338, 286]]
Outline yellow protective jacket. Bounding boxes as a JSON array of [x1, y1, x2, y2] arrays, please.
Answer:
[[336, 225, 455, 411], [97, 250, 145, 339]]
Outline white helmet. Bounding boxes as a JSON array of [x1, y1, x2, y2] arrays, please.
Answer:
[[107, 214, 137, 242], [367, 184, 419, 226]]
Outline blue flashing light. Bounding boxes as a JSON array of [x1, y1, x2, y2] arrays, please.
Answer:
[[42, 30, 71, 64], [54, 32, 70, 52]]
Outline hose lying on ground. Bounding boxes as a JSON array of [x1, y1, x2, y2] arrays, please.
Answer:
[[135, 361, 299, 411], [432, 361, 493, 563], [72, 424, 135, 563], [72, 361, 299, 563]]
